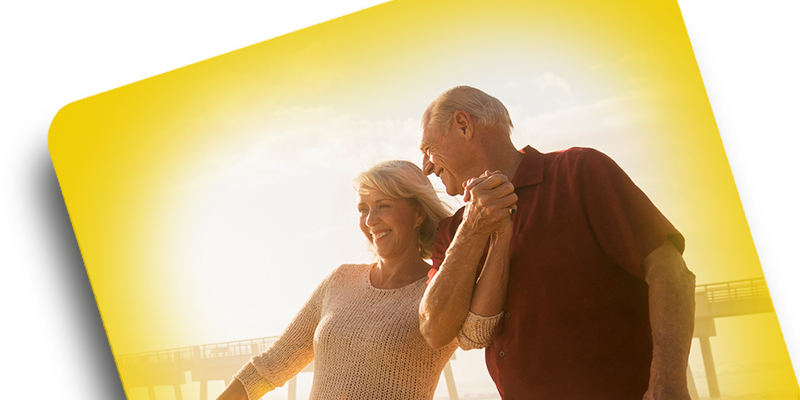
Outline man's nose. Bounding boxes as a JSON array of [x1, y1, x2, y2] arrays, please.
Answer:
[[422, 153, 434, 175]]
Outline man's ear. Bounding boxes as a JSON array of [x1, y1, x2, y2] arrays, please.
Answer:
[[452, 110, 474, 141]]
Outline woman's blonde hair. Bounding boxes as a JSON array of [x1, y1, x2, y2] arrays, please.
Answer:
[[354, 160, 452, 260]]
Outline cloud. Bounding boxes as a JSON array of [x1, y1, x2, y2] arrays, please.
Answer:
[[532, 71, 575, 100], [172, 106, 426, 192], [516, 93, 649, 141], [510, 87, 667, 191]]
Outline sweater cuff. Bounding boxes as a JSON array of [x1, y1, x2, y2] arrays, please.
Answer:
[[458, 311, 503, 350], [234, 362, 276, 400]]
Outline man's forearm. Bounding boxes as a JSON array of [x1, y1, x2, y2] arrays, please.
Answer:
[[644, 241, 696, 399], [419, 224, 490, 348]]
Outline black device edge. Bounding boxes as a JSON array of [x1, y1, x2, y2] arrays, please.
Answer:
[[683, 16, 800, 379], [4, 107, 126, 400]]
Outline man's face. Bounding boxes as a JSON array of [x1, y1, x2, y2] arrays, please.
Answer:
[[419, 122, 469, 196]]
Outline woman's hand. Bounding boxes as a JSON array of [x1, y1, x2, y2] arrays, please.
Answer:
[[216, 379, 248, 400], [461, 171, 517, 238]]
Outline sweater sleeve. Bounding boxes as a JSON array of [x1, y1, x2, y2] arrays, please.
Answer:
[[457, 310, 503, 350], [233, 268, 335, 400]]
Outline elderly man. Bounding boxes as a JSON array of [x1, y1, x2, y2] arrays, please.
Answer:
[[418, 86, 695, 400]]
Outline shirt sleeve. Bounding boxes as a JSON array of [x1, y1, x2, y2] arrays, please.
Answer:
[[233, 268, 335, 400], [457, 311, 503, 350], [577, 148, 684, 280]]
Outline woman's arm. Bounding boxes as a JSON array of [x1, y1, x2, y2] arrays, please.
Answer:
[[458, 215, 513, 350], [217, 268, 336, 400]]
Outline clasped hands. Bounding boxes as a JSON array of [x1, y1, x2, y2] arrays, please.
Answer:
[[461, 170, 517, 238]]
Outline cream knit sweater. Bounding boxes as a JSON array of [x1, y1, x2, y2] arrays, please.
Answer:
[[234, 263, 500, 400]]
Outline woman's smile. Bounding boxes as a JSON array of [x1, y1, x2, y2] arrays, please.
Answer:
[[372, 229, 391, 242]]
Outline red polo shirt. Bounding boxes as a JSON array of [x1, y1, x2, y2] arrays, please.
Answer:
[[430, 146, 684, 400]]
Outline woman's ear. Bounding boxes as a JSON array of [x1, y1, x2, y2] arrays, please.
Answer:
[[415, 209, 426, 228]]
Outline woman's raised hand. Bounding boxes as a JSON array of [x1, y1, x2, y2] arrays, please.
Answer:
[[461, 171, 517, 238], [216, 379, 248, 400]]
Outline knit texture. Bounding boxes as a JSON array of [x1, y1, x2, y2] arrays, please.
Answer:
[[235, 263, 477, 400], [458, 311, 503, 350]]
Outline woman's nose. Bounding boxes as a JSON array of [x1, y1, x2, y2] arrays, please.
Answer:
[[366, 210, 380, 227]]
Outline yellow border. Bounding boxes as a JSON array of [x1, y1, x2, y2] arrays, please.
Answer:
[[677, 0, 800, 6], [0, 1, 372, 7]]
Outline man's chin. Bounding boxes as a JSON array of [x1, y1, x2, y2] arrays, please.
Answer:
[[444, 185, 464, 197]]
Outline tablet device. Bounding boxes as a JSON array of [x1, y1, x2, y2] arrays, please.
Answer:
[[7, 2, 797, 398]]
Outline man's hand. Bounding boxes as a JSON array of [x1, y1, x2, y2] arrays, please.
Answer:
[[460, 171, 517, 237]]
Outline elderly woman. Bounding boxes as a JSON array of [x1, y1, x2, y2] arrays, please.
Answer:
[[217, 160, 511, 400]]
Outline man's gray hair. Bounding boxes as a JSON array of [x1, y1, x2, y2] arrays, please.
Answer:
[[425, 86, 514, 135]]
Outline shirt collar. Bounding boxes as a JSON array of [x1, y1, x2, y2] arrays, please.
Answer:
[[510, 145, 545, 188]]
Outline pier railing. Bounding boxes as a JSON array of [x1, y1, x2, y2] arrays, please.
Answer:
[[696, 278, 769, 304], [121, 336, 279, 367]]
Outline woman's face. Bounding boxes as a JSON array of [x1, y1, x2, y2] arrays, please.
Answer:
[[357, 188, 424, 262]]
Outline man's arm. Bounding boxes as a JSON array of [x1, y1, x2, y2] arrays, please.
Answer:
[[643, 240, 696, 400], [419, 174, 516, 349]]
